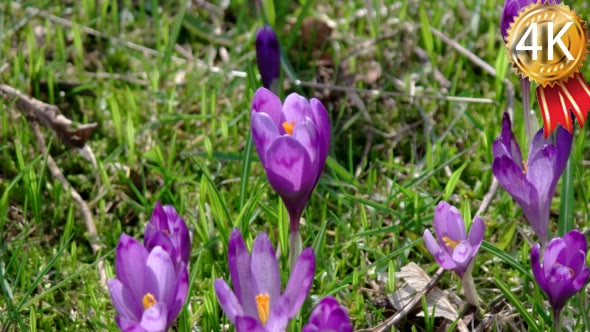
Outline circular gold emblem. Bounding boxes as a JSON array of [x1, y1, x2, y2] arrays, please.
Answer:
[[506, 2, 589, 87]]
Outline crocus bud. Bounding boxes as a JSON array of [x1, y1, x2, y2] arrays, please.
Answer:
[[255, 25, 281, 90], [530, 229, 589, 312], [303, 296, 352, 332], [214, 228, 315, 332], [492, 113, 572, 246], [144, 201, 191, 272]]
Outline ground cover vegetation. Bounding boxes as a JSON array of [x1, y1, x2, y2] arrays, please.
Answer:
[[1, 0, 589, 331]]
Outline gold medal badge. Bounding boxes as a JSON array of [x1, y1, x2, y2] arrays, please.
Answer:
[[505, 2, 590, 137]]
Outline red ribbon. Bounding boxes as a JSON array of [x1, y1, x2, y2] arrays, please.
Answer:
[[536, 72, 590, 138]]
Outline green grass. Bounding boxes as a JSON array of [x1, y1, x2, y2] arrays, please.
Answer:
[[1, 0, 590, 331]]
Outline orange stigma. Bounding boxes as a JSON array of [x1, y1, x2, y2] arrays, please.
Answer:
[[442, 236, 459, 250], [522, 161, 528, 174], [142, 293, 157, 310], [255, 293, 270, 326], [282, 122, 295, 135]]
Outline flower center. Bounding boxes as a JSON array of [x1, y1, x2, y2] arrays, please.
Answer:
[[522, 160, 528, 174], [255, 293, 270, 326], [163, 229, 170, 235], [282, 121, 295, 135], [442, 236, 459, 250], [142, 293, 157, 310]]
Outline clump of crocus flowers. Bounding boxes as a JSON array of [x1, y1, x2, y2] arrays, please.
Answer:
[[492, 113, 572, 246], [251, 87, 331, 266], [108, 202, 191, 331], [423, 201, 485, 306], [214, 228, 315, 331], [214, 228, 352, 332]]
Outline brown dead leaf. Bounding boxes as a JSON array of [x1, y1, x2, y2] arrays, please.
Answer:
[[300, 17, 332, 51], [389, 263, 469, 332]]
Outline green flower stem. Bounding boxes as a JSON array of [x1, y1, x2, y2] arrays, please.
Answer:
[[461, 263, 479, 307], [288, 230, 302, 271]]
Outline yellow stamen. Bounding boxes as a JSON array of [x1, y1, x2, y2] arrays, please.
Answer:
[[568, 267, 575, 277], [442, 236, 459, 250], [522, 160, 528, 174], [282, 122, 295, 135], [142, 293, 157, 310], [255, 293, 270, 326]]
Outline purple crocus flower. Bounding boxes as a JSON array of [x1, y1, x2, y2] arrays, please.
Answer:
[[530, 229, 589, 312], [303, 296, 352, 332], [144, 201, 191, 271], [256, 25, 281, 90], [492, 113, 572, 246], [108, 234, 189, 332], [251, 87, 331, 234], [423, 201, 485, 278], [214, 228, 315, 332]]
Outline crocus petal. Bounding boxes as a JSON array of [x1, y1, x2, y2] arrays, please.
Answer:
[[526, 145, 556, 198], [252, 87, 283, 129], [423, 230, 457, 271], [162, 205, 191, 265], [562, 251, 587, 282], [573, 267, 590, 290], [265, 136, 315, 200], [492, 113, 523, 164], [265, 299, 291, 332], [562, 229, 587, 254], [167, 264, 189, 325], [554, 125, 573, 175], [116, 316, 147, 332], [467, 216, 485, 253], [492, 156, 536, 205], [542, 238, 566, 277], [227, 228, 256, 317], [451, 242, 473, 271], [281, 247, 315, 318], [214, 279, 245, 324], [309, 98, 331, 166], [108, 279, 143, 323], [140, 303, 168, 332], [282, 93, 312, 126], [144, 247, 176, 306], [251, 111, 281, 166], [546, 264, 576, 310], [530, 244, 548, 295], [235, 316, 267, 332], [149, 201, 168, 230], [144, 232, 177, 265], [116, 234, 149, 302], [250, 232, 281, 301], [500, 0, 523, 39]]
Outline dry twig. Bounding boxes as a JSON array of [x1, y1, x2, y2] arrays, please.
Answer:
[[0, 84, 96, 148], [0, 84, 106, 286]]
